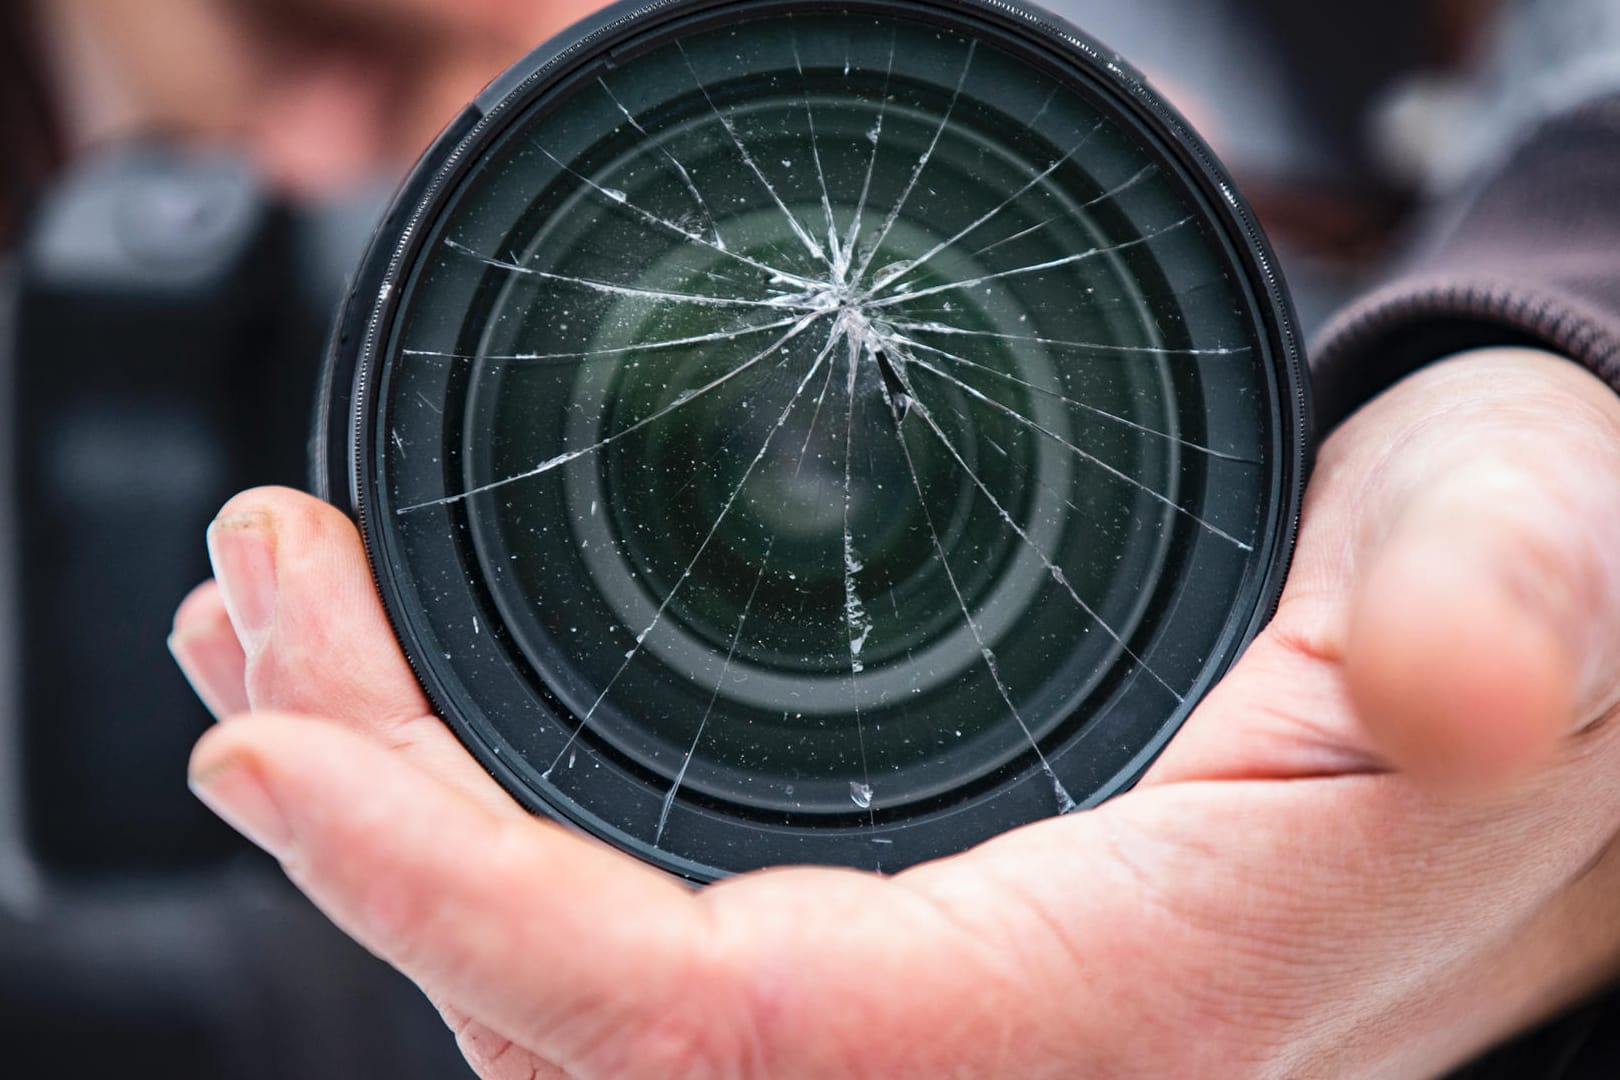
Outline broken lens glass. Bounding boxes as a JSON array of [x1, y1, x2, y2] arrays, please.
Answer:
[[320, 0, 1310, 881]]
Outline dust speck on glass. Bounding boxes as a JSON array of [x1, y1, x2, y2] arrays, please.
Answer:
[[328, 0, 1307, 882]]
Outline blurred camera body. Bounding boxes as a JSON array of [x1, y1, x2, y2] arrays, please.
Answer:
[[1, 146, 470, 1079], [11, 147, 341, 871]]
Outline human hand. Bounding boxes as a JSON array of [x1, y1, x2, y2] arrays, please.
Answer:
[[170, 347, 1620, 1078]]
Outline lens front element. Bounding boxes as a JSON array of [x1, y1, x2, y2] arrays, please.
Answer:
[[330, 0, 1309, 880]]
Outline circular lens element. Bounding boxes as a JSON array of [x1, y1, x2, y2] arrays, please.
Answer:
[[318, 0, 1310, 881]]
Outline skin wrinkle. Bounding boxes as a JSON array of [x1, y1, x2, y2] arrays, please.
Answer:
[[704, 875, 887, 1079], [573, 884, 757, 1080], [460, 1019, 558, 1080], [1280, 878, 1542, 1073], [1478, 774, 1620, 970], [756, 868, 1038, 1078], [1316, 817, 1620, 1078], [453, 1014, 562, 1080], [1558, 704, 1620, 789], [237, 503, 343, 682], [1087, 810, 1294, 1046], [1266, 591, 1349, 667], [1144, 631, 1392, 786], [594, 1011, 740, 1080], [1109, 775, 1590, 1077], [1132, 794, 1382, 964], [1021, 806, 1320, 1074], [381, 713, 448, 754], [892, 874, 1054, 1075], [331, 780, 472, 966], [305, 750, 636, 1061], [480, 823, 651, 1071]]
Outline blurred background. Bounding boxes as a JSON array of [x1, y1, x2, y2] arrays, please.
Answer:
[[0, 0, 1606, 1075]]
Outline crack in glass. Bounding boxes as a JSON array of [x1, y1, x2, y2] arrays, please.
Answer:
[[362, 6, 1294, 879]]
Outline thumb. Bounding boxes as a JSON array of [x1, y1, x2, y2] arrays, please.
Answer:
[[1347, 351, 1620, 790]]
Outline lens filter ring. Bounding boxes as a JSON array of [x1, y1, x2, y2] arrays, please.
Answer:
[[318, 0, 1312, 882]]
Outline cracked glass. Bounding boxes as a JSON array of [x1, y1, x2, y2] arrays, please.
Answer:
[[342, 0, 1306, 881]]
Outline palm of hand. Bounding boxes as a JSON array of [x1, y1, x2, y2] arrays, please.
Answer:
[[172, 350, 1620, 1079]]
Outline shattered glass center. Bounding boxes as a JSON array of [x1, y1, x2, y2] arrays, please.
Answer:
[[359, 3, 1296, 879]]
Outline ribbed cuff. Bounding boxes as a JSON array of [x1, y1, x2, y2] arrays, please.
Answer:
[[1310, 275, 1620, 432]]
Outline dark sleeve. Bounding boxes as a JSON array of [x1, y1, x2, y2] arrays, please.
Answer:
[[1311, 97, 1620, 431]]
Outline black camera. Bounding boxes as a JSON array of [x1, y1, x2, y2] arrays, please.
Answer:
[[4, 148, 482, 1077], [11, 148, 368, 871]]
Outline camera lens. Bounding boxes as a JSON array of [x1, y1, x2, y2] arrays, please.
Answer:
[[318, 0, 1310, 881]]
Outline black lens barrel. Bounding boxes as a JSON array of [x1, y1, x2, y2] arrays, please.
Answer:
[[318, 0, 1310, 882]]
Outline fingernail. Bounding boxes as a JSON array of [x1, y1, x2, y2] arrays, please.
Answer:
[[168, 627, 249, 721], [190, 755, 295, 859], [207, 512, 277, 654]]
